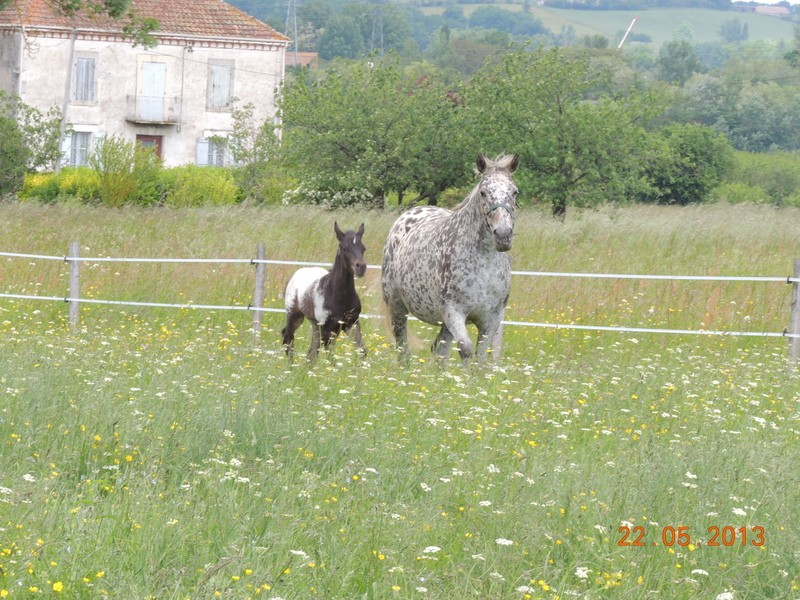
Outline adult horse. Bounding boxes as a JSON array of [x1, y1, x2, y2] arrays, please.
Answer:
[[282, 222, 367, 360], [381, 154, 519, 364]]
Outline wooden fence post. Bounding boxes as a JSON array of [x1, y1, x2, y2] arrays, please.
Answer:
[[789, 259, 800, 364], [252, 243, 266, 335], [68, 240, 80, 330]]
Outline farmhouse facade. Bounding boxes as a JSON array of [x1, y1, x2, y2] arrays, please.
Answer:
[[0, 0, 289, 167]]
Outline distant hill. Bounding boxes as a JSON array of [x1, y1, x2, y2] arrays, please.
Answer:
[[226, 0, 798, 50], [419, 5, 797, 47]]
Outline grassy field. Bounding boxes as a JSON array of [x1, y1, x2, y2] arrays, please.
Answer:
[[2, 202, 800, 598], [420, 4, 798, 48]]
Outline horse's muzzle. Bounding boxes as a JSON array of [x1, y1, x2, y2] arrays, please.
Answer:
[[354, 262, 367, 277], [492, 222, 514, 252]]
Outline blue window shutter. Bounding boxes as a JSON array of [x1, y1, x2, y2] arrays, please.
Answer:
[[196, 138, 209, 166]]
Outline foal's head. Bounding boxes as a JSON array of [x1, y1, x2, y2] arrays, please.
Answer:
[[334, 222, 367, 278]]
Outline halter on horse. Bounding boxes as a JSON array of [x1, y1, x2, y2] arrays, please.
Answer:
[[282, 222, 367, 360], [381, 154, 519, 364]]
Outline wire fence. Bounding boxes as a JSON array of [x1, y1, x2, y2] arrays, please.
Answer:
[[2, 248, 800, 347]]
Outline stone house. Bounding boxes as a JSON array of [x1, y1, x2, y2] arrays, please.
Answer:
[[0, 0, 289, 167]]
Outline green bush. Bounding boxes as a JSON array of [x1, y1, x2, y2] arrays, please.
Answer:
[[89, 135, 162, 207], [725, 151, 800, 207], [57, 167, 101, 201], [160, 165, 239, 207], [20, 172, 60, 202], [639, 124, 735, 205], [711, 181, 767, 205], [0, 114, 28, 196]]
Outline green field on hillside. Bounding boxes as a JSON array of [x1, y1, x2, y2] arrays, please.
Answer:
[[2, 203, 800, 598], [421, 5, 797, 47]]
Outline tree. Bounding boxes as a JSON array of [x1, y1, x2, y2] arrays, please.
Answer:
[[0, 92, 64, 172], [785, 25, 800, 70], [719, 18, 748, 43], [280, 56, 468, 206], [657, 40, 703, 85], [463, 47, 661, 218], [316, 2, 411, 60], [212, 100, 286, 203], [0, 114, 27, 196], [639, 124, 734, 205]]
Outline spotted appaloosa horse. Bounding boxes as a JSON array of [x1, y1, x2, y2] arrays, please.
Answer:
[[282, 222, 367, 360], [381, 154, 520, 364]]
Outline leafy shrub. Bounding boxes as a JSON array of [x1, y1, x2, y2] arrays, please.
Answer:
[[0, 114, 28, 196], [639, 124, 734, 205], [711, 182, 767, 205], [282, 184, 381, 209], [57, 167, 101, 201], [20, 173, 60, 202], [89, 135, 162, 207], [160, 165, 239, 207], [725, 151, 800, 207]]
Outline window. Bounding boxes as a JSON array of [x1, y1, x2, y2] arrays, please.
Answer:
[[64, 131, 92, 167], [207, 60, 235, 110], [196, 137, 232, 167], [73, 56, 96, 103]]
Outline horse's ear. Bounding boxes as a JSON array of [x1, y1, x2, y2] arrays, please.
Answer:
[[476, 154, 487, 174], [357, 223, 365, 237], [510, 154, 520, 173], [334, 221, 344, 241]]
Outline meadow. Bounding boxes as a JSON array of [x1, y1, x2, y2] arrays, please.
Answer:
[[1, 202, 800, 599]]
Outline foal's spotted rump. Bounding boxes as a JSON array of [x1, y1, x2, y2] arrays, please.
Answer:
[[282, 223, 366, 360], [381, 154, 519, 363]]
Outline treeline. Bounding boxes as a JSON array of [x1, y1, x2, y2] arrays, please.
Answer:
[[6, 46, 800, 218]]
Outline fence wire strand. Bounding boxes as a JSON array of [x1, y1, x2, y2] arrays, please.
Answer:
[[2, 250, 798, 339]]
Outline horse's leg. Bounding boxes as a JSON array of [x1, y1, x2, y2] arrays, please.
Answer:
[[442, 305, 473, 364], [281, 311, 304, 357], [476, 322, 500, 364], [307, 323, 322, 361], [389, 303, 409, 358], [432, 325, 453, 363], [347, 321, 367, 356], [320, 324, 339, 357]]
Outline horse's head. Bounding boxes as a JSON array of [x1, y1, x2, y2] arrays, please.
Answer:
[[476, 154, 519, 252], [334, 221, 367, 277]]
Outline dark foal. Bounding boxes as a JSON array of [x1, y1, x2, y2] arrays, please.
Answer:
[[281, 222, 367, 360]]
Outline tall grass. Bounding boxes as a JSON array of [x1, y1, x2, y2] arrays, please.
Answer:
[[2, 203, 800, 598]]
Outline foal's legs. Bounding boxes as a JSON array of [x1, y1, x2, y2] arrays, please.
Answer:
[[307, 323, 322, 361], [282, 311, 305, 357], [346, 321, 366, 355]]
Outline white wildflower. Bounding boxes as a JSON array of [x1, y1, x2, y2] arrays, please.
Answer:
[[495, 538, 514, 546], [575, 566, 591, 580], [422, 546, 441, 554]]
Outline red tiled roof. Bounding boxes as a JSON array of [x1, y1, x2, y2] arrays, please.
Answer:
[[0, 0, 289, 42]]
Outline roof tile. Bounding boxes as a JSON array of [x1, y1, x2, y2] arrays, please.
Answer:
[[0, 0, 289, 42]]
